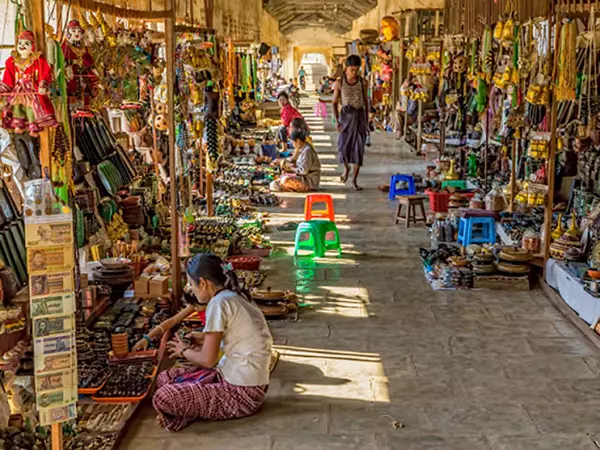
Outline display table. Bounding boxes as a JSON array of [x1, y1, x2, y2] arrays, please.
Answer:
[[545, 259, 600, 326]]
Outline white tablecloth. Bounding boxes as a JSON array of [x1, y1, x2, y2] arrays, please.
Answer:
[[545, 259, 600, 326]]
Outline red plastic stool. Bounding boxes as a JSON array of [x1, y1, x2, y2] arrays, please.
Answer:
[[304, 194, 335, 222]]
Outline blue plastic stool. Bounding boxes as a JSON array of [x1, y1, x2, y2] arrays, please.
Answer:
[[457, 217, 496, 246], [389, 174, 416, 200]]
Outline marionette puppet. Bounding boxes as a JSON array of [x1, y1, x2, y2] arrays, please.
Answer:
[[62, 20, 99, 115], [0, 30, 58, 136]]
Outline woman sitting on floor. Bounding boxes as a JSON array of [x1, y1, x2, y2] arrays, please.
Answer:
[[272, 118, 321, 192], [133, 253, 273, 432]]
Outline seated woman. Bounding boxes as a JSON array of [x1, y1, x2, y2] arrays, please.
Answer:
[[133, 254, 273, 432], [272, 118, 321, 192]]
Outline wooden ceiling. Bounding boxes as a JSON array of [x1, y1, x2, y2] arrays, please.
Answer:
[[264, 0, 377, 35]]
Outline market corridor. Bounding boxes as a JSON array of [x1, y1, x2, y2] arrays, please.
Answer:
[[122, 96, 600, 450]]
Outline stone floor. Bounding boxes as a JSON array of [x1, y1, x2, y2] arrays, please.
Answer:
[[121, 96, 600, 450]]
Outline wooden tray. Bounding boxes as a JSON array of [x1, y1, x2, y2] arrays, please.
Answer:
[[78, 375, 110, 396], [91, 381, 152, 404], [473, 274, 530, 291]]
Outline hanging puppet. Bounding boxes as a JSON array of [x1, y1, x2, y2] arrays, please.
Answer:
[[62, 20, 99, 114], [0, 30, 58, 136]]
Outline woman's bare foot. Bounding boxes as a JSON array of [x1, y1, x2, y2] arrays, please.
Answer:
[[340, 170, 349, 183]]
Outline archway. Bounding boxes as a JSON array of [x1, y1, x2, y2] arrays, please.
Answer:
[[293, 48, 332, 90]]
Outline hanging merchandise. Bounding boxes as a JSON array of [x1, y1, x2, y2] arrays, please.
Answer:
[[62, 20, 99, 115], [380, 16, 399, 42], [556, 19, 577, 102], [0, 30, 58, 136]]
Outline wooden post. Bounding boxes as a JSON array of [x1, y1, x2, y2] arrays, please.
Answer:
[[509, 139, 517, 213], [543, 10, 561, 269], [165, 7, 182, 306], [31, 0, 51, 178], [416, 36, 424, 155], [403, 39, 411, 142], [51, 424, 63, 450], [439, 39, 445, 157], [206, 153, 214, 217], [198, 144, 204, 196]]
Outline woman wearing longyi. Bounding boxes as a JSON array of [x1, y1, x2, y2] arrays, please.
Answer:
[[132, 253, 273, 431]]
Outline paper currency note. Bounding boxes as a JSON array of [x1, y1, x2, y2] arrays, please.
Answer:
[[30, 272, 74, 298], [35, 369, 75, 393], [34, 352, 74, 374], [34, 333, 74, 357], [33, 315, 75, 338], [27, 245, 74, 274], [30, 294, 76, 318], [26, 221, 73, 247], [36, 388, 76, 409], [39, 403, 77, 426]]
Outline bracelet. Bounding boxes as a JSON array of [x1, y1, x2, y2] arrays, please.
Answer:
[[157, 325, 165, 335]]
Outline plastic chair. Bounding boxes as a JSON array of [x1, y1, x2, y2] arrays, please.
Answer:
[[305, 194, 335, 222], [294, 220, 342, 258], [389, 174, 416, 200], [457, 217, 496, 246], [312, 220, 342, 257], [294, 222, 324, 257]]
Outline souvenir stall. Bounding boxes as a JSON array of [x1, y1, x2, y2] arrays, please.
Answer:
[[542, 2, 600, 333], [420, 2, 563, 291], [0, 0, 191, 444]]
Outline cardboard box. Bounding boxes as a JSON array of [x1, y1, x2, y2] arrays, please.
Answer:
[[134, 275, 151, 296], [149, 275, 169, 296]]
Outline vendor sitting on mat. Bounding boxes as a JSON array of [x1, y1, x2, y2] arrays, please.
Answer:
[[132, 253, 273, 432], [277, 91, 303, 150], [271, 118, 321, 192]]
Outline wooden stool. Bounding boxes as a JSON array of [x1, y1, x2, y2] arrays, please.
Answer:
[[395, 195, 427, 228]]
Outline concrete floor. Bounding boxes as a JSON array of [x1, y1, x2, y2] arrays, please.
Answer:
[[121, 96, 600, 450]]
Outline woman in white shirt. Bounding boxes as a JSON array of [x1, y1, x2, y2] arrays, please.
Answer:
[[148, 253, 273, 431]]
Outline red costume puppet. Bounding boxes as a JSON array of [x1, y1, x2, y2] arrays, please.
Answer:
[[61, 20, 98, 112], [0, 30, 58, 136]]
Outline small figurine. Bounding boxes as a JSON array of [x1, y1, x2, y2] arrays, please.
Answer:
[[0, 30, 58, 136], [62, 20, 99, 114]]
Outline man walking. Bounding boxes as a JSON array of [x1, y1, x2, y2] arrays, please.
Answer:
[[333, 55, 369, 191]]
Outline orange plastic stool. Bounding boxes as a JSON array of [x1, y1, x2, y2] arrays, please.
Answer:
[[304, 194, 335, 222]]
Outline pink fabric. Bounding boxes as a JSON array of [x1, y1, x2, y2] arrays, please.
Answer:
[[153, 367, 267, 432]]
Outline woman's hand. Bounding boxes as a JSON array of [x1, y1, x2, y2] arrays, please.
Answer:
[[167, 335, 188, 359], [132, 338, 149, 352], [185, 331, 205, 347]]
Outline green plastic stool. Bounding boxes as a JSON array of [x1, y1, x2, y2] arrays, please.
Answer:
[[294, 222, 324, 257], [441, 180, 467, 190], [294, 220, 342, 258], [312, 220, 342, 257]]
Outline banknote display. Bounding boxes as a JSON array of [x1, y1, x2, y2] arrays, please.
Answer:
[[34, 351, 74, 375], [30, 294, 76, 318], [25, 221, 73, 247], [30, 272, 74, 298], [27, 245, 74, 274], [34, 333, 74, 358], [39, 403, 77, 426], [33, 315, 75, 338]]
